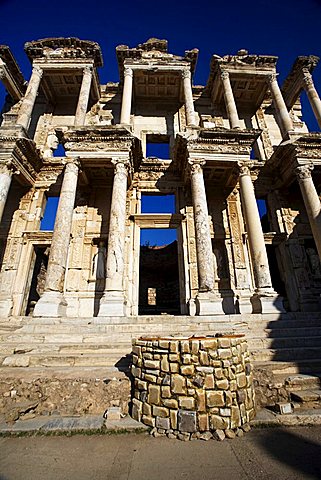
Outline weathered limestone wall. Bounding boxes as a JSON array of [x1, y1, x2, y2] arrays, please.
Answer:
[[131, 335, 255, 441]]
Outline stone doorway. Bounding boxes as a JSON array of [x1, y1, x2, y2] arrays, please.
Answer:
[[139, 229, 180, 314], [25, 246, 49, 316]]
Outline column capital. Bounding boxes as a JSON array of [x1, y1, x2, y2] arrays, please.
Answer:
[[111, 158, 130, 175], [32, 65, 43, 79], [188, 159, 206, 175], [83, 66, 93, 76], [237, 161, 254, 177], [64, 157, 81, 173], [267, 73, 278, 84], [295, 164, 314, 181], [0, 67, 6, 81], [124, 67, 133, 78], [302, 70, 314, 88], [181, 68, 191, 80], [220, 70, 230, 81], [0, 160, 19, 176]]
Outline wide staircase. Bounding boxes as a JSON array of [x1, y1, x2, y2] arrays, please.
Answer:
[[1, 312, 321, 417]]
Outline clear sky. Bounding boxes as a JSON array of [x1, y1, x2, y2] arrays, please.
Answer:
[[1, 0, 321, 244]]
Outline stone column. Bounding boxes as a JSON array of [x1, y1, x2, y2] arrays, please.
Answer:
[[0, 162, 14, 223], [295, 164, 321, 259], [98, 159, 129, 316], [302, 71, 321, 129], [221, 71, 240, 129], [189, 160, 222, 315], [74, 66, 93, 126], [120, 67, 133, 125], [238, 164, 272, 290], [16, 66, 43, 131], [268, 73, 293, 139], [182, 68, 197, 126], [33, 158, 80, 317]]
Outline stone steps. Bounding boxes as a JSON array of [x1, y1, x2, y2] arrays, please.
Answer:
[[2, 351, 131, 368]]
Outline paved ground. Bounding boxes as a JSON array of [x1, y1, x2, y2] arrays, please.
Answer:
[[1, 426, 321, 479]]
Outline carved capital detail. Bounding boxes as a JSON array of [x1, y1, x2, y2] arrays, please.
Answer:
[[302, 71, 314, 88], [220, 70, 229, 81], [83, 66, 93, 76], [188, 160, 206, 176], [237, 161, 253, 177], [112, 158, 130, 176], [124, 67, 133, 78], [65, 157, 81, 174], [267, 73, 278, 84], [0, 67, 6, 81], [32, 65, 43, 78], [181, 68, 191, 80], [295, 164, 314, 180], [0, 161, 19, 176]]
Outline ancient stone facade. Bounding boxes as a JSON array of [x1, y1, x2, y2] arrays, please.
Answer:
[[0, 37, 321, 318]]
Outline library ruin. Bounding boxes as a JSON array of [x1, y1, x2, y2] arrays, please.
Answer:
[[1, 37, 321, 428]]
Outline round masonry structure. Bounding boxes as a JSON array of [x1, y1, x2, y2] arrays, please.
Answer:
[[131, 334, 256, 441]]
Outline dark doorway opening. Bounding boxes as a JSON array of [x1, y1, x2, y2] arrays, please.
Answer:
[[266, 245, 286, 297], [139, 229, 180, 314], [25, 246, 49, 315]]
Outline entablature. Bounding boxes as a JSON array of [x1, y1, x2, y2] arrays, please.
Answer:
[[207, 50, 278, 114]]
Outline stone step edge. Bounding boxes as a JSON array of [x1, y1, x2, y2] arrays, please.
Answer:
[[0, 415, 149, 435], [251, 407, 321, 427]]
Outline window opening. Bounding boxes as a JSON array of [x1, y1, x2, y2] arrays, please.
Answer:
[[257, 198, 269, 233], [146, 134, 170, 158], [141, 193, 176, 214], [40, 196, 59, 231], [53, 143, 65, 157]]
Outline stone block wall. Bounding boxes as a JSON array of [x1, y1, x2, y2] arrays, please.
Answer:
[[131, 335, 256, 441]]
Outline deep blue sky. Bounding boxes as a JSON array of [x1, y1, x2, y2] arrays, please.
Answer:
[[1, 0, 321, 119], [1, 0, 321, 245]]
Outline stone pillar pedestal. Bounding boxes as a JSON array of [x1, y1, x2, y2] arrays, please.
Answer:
[[17, 66, 43, 131], [190, 160, 223, 315], [296, 164, 321, 260], [268, 73, 293, 139], [302, 71, 321, 129], [238, 164, 284, 314], [221, 71, 240, 129], [120, 67, 133, 125], [33, 159, 80, 317], [182, 68, 197, 126], [0, 162, 14, 223], [98, 159, 129, 316], [74, 67, 93, 126]]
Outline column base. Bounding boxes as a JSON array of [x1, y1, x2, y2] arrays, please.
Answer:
[[251, 290, 286, 314], [195, 291, 224, 316], [98, 290, 125, 317], [33, 291, 68, 317]]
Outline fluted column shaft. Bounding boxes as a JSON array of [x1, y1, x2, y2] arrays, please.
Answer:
[[221, 71, 240, 129], [296, 164, 321, 259], [268, 73, 293, 138], [120, 67, 133, 124], [238, 164, 273, 290], [182, 68, 196, 126], [74, 67, 93, 126], [17, 66, 43, 130], [105, 159, 129, 290], [98, 159, 129, 316], [302, 71, 321, 129], [190, 161, 215, 291], [44, 159, 80, 293], [0, 162, 14, 223]]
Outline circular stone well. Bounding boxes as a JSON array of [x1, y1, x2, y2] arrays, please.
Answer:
[[131, 335, 256, 441]]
